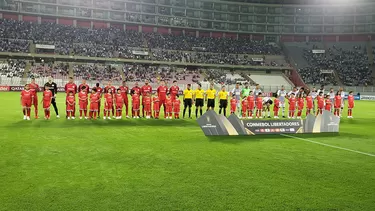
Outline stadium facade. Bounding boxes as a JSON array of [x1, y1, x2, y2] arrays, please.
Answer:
[[1, 0, 375, 42]]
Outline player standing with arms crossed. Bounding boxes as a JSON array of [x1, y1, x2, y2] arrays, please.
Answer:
[[173, 94, 181, 119], [218, 86, 228, 117], [277, 85, 287, 118], [78, 86, 88, 119], [78, 79, 89, 93], [205, 83, 216, 111], [169, 80, 180, 102], [119, 81, 129, 118], [194, 84, 205, 118], [334, 91, 342, 117], [182, 84, 193, 119], [347, 91, 355, 118], [29, 78, 40, 119], [141, 80, 152, 118], [41, 85, 53, 120], [247, 91, 255, 118], [66, 92, 75, 120], [64, 77, 77, 118], [21, 84, 33, 120], [157, 81, 168, 118], [114, 89, 124, 119]]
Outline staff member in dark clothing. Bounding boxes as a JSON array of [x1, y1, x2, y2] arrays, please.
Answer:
[[44, 76, 60, 118]]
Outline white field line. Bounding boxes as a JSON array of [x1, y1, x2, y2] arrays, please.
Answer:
[[281, 134, 375, 157]]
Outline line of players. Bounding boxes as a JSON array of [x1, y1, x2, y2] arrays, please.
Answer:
[[230, 86, 355, 119], [20, 78, 183, 120]]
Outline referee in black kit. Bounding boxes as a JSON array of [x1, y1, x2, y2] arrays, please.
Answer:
[[44, 76, 60, 118]]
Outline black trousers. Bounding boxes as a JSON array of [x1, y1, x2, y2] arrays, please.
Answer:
[[51, 97, 59, 115]]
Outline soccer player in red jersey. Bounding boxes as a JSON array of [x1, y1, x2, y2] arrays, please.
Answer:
[[230, 94, 237, 115], [141, 80, 153, 118], [347, 91, 355, 118], [325, 94, 332, 112], [66, 92, 75, 120], [153, 94, 160, 119], [115, 89, 124, 119], [297, 92, 305, 119], [95, 83, 103, 118], [89, 88, 100, 120], [157, 81, 168, 117], [78, 79, 90, 93], [42, 85, 53, 120], [78, 86, 88, 119], [131, 82, 141, 95], [173, 94, 181, 119], [29, 78, 40, 119], [165, 93, 173, 119], [256, 93, 263, 118], [119, 81, 129, 118], [288, 93, 296, 119], [64, 77, 77, 118], [103, 89, 114, 120], [241, 96, 248, 119], [305, 93, 314, 116], [104, 80, 116, 117], [273, 95, 280, 119], [247, 91, 255, 118], [334, 91, 342, 117], [143, 92, 152, 119], [131, 90, 141, 118], [21, 84, 33, 120], [316, 92, 325, 115], [169, 80, 180, 101]]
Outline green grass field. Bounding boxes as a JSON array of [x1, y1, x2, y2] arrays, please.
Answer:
[[0, 92, 374, 211]]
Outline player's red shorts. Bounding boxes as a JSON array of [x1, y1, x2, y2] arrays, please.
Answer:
[[90, 103, 99, 111], [173, 107, 180, 113], [166, 106, 172, 113], [256, 105, 262, 110], [43, 100, 51, 109], [66, 104, 75, 111], [153, 103, 160, 112], [230, 105, 236, 113], [298, 104, 304, 110], [307, 103, 313, 109], [79, 101, 88, 110], [242, 107, 247, 113], [116, 103, 123, 110], [248, 103, 254, 110], [144, 104, 151, 112], [274, 106, 279, 111], [32, 95, 38, 106], [348, 103, 354, 109], [132, 103, 140, 110], [105, 103, 113, 110], [159, 99, 166, 105], [289, 106, 295, 111], [22, 100, 32, 108]]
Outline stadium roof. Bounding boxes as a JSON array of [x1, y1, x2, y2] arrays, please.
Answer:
[[223, 0, 375, 5]]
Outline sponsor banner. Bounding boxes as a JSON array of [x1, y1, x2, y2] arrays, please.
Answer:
[[320, 69, 334, 74], [344, 95, 360, 100], [132, 50, 148, 56], [243, 120, 303, 135], [360, 95, 375, 101], [10, 86, 24, 91], [252, 58, 264, 62], [312, 49, 325, 54], [197, 110, 340, 136], [0, 85, 10, 91], [35, 44, 55, 49]]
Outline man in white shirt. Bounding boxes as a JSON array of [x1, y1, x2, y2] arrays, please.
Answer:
[[310, 87, 318, 113], [277, 85, 287, 118]]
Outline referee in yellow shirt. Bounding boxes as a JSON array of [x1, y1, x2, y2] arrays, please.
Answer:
[[218, 86, 228, 116], [194, 83, 205, 118], [183, 84, 193, 119], [205, 83, 216, 111]]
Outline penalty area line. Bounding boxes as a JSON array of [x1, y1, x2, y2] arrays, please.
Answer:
[[280, 134, 375, 157]]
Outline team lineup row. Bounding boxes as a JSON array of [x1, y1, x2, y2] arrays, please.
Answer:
[[19, 78, 355, 120]]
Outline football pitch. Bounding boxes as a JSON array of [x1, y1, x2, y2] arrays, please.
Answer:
[[0, 92, 374, 211]]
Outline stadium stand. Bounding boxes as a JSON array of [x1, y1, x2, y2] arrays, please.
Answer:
[[249, 74, 293, 89]]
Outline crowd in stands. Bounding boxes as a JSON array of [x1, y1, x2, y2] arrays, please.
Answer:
[[29, 61, 70, 79], [0, 59, 26, 77], [0, 39, 29, 53], [204, 69, 243, 85], [73, 64, 122, 81], [298, 44, 373, 86]]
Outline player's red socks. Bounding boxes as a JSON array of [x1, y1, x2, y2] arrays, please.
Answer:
[[297, 110, 302, 118], [34, 107, 38, 118], [23, 109, 26, 115], [274, 110, 278, 117]]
